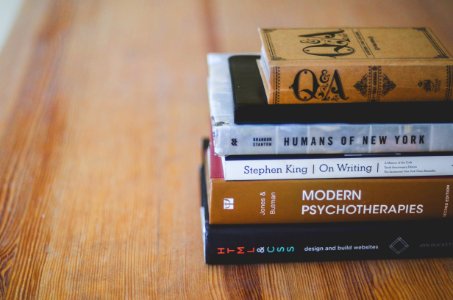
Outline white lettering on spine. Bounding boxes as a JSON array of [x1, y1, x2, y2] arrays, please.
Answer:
[[302, 190, 362, 201]]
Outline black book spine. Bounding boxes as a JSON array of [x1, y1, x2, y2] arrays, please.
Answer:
[[203, 218, 453, 264]]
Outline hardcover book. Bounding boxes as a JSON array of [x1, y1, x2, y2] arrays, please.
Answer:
[[258, 27, 453, 104], [231, 55, 453, 124], [206, 142, 453, 225], [208, 53, 453, 156], [200, 157, 453, 264]]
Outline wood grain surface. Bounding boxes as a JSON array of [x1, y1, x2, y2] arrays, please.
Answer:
[[0, 0, 452, 298]]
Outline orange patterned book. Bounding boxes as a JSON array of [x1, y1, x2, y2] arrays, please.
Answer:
[[258, 27, 453, 104]]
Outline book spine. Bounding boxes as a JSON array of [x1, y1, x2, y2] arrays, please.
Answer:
[[222, 155, 453, 180], [267, 64, 453, 104], [203, 216, 453, 264], [212, 123, 453, 156], [208, 177, 452, 224]]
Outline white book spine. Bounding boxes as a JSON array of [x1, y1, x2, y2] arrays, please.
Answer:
[[212, 123, 453, 155], [222, 155, 453, 180]]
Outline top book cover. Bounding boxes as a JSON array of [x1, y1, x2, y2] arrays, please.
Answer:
[[258, 27, 453, 104]]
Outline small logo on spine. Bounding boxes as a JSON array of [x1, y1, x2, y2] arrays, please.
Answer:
[[389, 237, 410, 255], [223, 198, 234, 210], [418, 79, 441, 93]]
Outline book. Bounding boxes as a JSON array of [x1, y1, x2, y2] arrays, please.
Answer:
[[200, 162, 453, 264], [208, 53, 453, 156], [206, 143, 453, 225], [231, 55, 453, 124], [258, 27, 453, 104], [222, 151, 453, 181]]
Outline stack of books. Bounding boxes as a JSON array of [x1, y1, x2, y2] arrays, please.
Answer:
[[201, 27, 453, 264]]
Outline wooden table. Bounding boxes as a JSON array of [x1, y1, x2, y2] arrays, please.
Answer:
[[0, 0, 452, 298]]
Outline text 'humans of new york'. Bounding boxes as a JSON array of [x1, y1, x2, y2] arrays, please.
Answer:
[[284, 135, 425, 147]]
